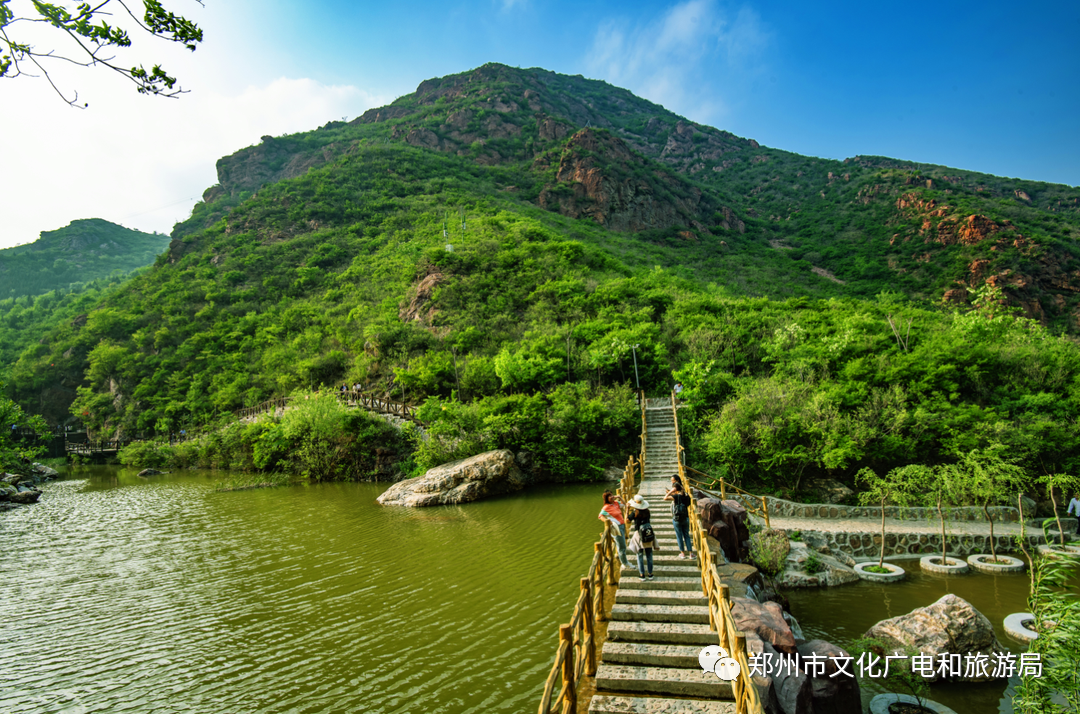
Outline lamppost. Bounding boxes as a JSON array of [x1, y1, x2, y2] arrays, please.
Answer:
[[631, 344, 641, 390]]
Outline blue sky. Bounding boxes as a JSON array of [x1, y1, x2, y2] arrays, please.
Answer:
[[3, 0, 1078, 249]]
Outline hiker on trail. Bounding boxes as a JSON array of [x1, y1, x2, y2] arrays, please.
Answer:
[[628, 494, 655, 581], [673, 382, 683, 396], [598, 491, 631, 568], [664, 479, 694, 559], [1068, 491, 1080, 534]]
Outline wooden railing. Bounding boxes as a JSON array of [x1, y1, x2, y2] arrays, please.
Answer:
[[65, 439, 132, 455], [683, 465, 771, 529], [670, 391, 764, 714], [235, 390, 424, 425], [538, 518, 620, 714]]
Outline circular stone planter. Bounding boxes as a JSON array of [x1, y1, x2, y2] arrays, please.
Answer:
[[967, 553, 1026, 573], [869, 693, 958, 714], [920, 555, 970, 574], [1004, 612, 1039, 643], [854, 561, 906, 583], [1037, 543, 1080, 559]]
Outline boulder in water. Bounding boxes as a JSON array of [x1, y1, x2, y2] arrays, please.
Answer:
[[376, 449, 528, 507], [9, 490, 41, 504], [863, 593, 1006, 682]]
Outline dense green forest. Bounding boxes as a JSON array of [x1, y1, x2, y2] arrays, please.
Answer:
[[0, 219, 169, 300], [6, 64, 1080, 488]]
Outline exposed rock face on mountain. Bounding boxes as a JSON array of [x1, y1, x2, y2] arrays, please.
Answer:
[[536, 129, 721, 232]]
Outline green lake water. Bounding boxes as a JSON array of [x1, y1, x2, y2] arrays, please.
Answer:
[[1, 466, 608, 713]]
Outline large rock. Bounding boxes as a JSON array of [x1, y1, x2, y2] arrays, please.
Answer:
[[31, 463, 60, 478], [809, 478, 854, 504], [752, 639, 861, 714], [796, 639, 861, 714], [2, 473, 26, 486], [376, 450, 528, 507], [863, 594, 1006, 682], [697, 497, 750, 562], [9, 490, 41, 504], [731, 597, 797, 654], [0, 483, 18, 501], [774, 542, 859, 589]]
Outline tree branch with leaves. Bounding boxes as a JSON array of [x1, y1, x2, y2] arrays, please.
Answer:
[[0, 0, 203, 106]]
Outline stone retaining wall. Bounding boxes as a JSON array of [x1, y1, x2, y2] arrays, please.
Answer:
[[729, 494, 1022, 523], [797, 529, 1049, 560]]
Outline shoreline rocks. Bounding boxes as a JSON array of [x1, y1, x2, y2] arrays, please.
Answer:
[[1, 463, 62, 510], [376, 449, 529, 507]]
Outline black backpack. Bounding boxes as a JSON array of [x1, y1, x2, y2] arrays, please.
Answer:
[[639, 522, 655, 543], [673, 495, 689, 519]]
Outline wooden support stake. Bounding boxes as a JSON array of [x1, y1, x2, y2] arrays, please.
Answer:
[[580, 578, 597, 677], [559, 624, 575, 713]]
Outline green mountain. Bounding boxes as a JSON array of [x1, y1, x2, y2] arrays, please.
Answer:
[[0, 218, 170, 300], [8, 64, 1080, 487]]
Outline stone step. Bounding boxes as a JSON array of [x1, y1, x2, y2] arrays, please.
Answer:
[[616, 590, 708, 607], [594, 664, 734, 700], [606, 621, 719, 646], [610, 603, 711, 625], [618, 576, 701, 591], [621, 562, 701, 577], [589, 696, 736, 714], [601, 642, 705, 668]]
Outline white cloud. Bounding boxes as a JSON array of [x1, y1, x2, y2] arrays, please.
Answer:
[[1, 75, 386, 250], [584, 0, 769, 124], [0, 0, 392, 250]]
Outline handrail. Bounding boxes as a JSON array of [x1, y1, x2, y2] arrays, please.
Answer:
[[684, 466, 770, 528], [538, 519, 619, 714], [671, 389, 764, 714], [638, 390, 647, 471]]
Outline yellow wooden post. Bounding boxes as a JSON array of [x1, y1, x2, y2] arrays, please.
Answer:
[[761, 495, 770, 529], [593, 543, 607, 621], [734, 631, 748, 712], [559, 624, 575, 714], [581, 578, 597, 677]]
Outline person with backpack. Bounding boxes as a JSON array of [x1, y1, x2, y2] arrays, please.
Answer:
[[628, 494, 656, 581], [664, 478, 694, 560], [598, 491, 631, 568]]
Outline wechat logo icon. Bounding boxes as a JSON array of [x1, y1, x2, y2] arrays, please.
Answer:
[[698, 644, 742, 681]]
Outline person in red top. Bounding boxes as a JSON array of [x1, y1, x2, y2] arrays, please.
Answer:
[[599, 491, 631, 568]]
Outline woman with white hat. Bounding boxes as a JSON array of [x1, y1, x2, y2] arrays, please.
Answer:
[[629, 494, 656, 581]]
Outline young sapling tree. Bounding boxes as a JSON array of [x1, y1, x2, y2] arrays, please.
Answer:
[[1039, 472, 1080, 548], [955, 446, 1027, 562], [855, 464, 921, 569]]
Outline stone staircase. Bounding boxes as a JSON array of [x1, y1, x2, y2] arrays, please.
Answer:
[[642, 398, 681, 483], [589, 398, 737, 713]]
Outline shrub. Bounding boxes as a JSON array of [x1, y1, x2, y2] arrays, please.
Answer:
[[748, 528, 790, 576], [803, 551, 826, 575]]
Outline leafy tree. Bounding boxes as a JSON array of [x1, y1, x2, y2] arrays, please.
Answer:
[[855, 465, 921, 568], [1039, 472, 1080, 548], [1, 0, 203, 106], [949, 445, 1029, 561], [0, 384, 48, 470]]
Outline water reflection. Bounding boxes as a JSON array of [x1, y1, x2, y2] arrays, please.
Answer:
[[1, 466, 609, 714]]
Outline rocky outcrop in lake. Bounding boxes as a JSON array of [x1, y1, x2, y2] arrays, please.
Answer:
[[863, 594, 1006, 682], [376, 449, 528, 507], [1, 463, 60, 511]]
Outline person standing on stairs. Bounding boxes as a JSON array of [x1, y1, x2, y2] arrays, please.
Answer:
[[664, 479, 694, 560], [599, 491, 631, 568], [629, 495, 655, 581]]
